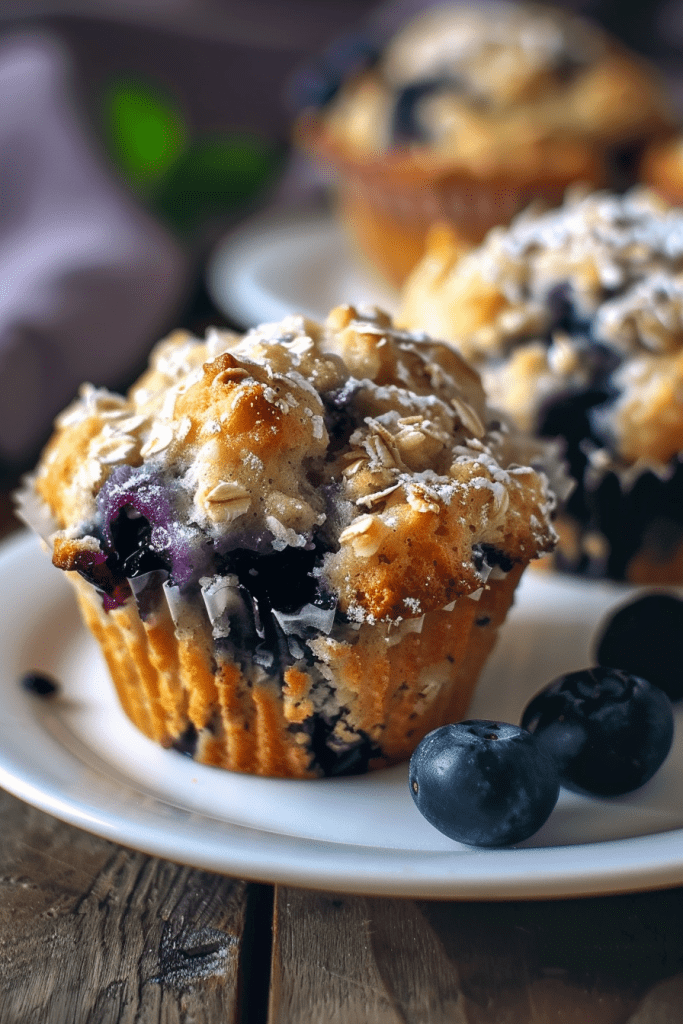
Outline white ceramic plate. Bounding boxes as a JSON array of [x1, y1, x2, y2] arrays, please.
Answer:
[[3, 529, 683, 899], [206, 207, 398, 328]]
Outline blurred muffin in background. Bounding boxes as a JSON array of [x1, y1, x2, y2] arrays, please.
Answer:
[[399, 187, 683, 583], [295, 1, 675, 288]]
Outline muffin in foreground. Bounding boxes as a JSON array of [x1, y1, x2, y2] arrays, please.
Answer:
[[399, 188, 683, 583], [296, 1, 674, 287], [18, 306, 558, 778]]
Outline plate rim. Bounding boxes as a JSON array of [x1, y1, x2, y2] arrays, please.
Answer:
[[3, 528, 683, 900], [205, 205, 398, 329]]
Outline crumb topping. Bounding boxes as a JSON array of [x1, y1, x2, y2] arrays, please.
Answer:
[[400, 189, 683, 474], [318, 3, 672, 161], [383, 2, 600, 96], [31, 305, 557, 623]]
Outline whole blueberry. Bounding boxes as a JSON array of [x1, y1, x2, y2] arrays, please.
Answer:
[[20, 671, 59, 697], [594, 594, 683, 701], [408, 721, 560, 847], [521, 667, 674, 796]]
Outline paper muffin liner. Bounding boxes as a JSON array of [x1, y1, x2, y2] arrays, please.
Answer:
[[62, 560, 524, 779], [16, 302, 559, 778], [15, 468, 533, 778], [538, 453, 683, 584], [337, 169, 578, 289], [300, 116, 605, 288]]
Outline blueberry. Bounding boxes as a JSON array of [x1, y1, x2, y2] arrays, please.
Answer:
[[171, 722, 198, 758], [226, 546, 320, 614], [521, 667, 674, 796], [537, 386, 611, 464], [595, 594, 683, 701], [545, 282, 593, 338], [408, 721, 560, 847], [391, 77, 466, 144], [20, 672, 59, 697], [110, 511, 169, 579]]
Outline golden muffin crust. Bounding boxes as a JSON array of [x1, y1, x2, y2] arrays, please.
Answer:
[[399, 188, 683, 581], [400, 188, 683, 474], [641, 134, 683, 206], [296, 3, 674, 289], [21, 305, 562, 776], [315, 3, 673, 167], [32, 304, 556, 623]]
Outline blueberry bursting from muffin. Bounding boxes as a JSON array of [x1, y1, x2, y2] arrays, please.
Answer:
[[20, 306, 558, 777]]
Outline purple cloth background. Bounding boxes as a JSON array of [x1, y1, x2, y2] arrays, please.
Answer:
[[0, 31, 188, 465]]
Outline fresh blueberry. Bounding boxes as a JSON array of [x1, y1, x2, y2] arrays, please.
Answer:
[[20, 672, 59, 697], [521, 667, 674, 796], [594, 594, 683, 701], [408, 721, 560, 847]]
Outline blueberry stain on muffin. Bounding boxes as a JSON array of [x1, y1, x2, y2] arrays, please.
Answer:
[[18, 306, 559, 777]]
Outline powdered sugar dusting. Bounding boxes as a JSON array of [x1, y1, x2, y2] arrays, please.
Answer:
[[31, 304, 559, 623], [404, 188, 683, 475]]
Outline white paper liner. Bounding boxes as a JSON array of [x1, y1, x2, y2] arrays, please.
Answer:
[[13, 472, 60, 548]]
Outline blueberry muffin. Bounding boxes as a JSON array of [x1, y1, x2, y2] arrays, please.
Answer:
[[400, 188, 683, 582], [18, 306, 558, 778], [297, 2, 674, 288]]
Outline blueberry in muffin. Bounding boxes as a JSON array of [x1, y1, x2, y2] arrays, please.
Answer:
[[400, 188, 683, 581], [18, 306, 559, 776]]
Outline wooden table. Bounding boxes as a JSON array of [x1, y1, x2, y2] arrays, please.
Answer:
[[2, 487, 683, 1024]]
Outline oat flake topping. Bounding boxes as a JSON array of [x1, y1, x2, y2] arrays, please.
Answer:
[[26, 305, 558, 623], [401, 189, 683, 472]]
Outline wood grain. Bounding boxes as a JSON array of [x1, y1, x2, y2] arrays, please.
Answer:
[[4, 480, 683, 1024], [0, 788, 258, 1024], [269, 886, 683, 1024]]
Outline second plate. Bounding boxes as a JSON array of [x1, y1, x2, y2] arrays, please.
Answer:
[[207, 207, 398, 328]]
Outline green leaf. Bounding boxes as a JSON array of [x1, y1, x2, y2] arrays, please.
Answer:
[[105, 81, 187, 187], [152, 136, 283, 233]]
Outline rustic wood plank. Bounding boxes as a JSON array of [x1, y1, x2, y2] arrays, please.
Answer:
[[269, 886, 683, 1024], [0, 787, 260, 1024]]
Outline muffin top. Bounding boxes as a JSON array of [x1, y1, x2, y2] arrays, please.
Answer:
[[399, 189, 683, 476], [28, 305, 557, 624], [310, 2, 672, 168]]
